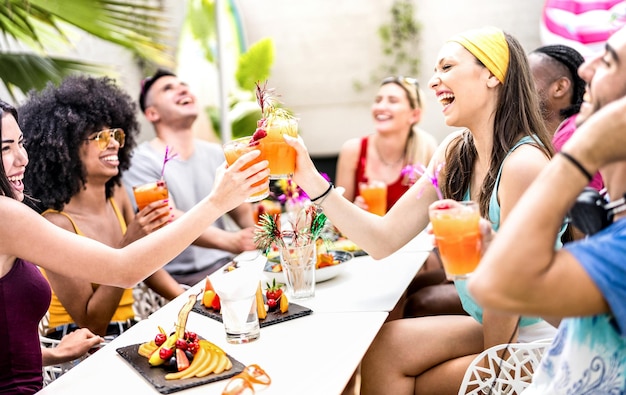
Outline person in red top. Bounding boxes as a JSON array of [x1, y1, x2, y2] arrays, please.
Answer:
[[335, 76, 437, 213]]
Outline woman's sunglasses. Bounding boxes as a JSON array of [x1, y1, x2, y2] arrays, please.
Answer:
[[84, 128, 125, 150], [222, 364, 271, 395], [381, 76, 422, 109]]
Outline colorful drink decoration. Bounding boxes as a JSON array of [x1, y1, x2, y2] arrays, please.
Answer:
[[255, 81, 298, 179]]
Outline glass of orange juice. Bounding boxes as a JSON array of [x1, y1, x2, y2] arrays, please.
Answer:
[[428, 200, 481, 280], [253, 200, 282, 225], [223, 136, 270, 202], [133, 180, 169, 211], [359, 180, 387, 216], [259, 117, 298, 179]]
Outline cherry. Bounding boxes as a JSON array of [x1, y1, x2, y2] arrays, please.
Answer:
[[186, 341, 200, 355], [185, 331, 198, 342], [267, 298, 278, 311], [175, 339, 187, 350], [154, 333, 167, 346], [159, 347, 174, 360]]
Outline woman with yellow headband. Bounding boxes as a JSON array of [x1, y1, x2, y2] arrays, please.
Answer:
[[285, 26, 562, 394]]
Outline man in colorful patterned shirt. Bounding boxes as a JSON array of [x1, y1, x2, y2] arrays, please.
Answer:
[[469, 26, 626, 393]]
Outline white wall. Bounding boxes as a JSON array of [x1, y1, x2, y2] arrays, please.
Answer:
[[236, 0, 546, 156], [9, 0, 545, 156]]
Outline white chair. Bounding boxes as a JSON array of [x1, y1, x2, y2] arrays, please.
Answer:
[[132, 281, 168, 320], [39, 312, 85, 386], [458, 339, 552, 395]]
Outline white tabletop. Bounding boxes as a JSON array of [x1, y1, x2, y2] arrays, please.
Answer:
[[38, 311, 388, 395], [291, 250, 430, 313], [39, 233, 430, 395]]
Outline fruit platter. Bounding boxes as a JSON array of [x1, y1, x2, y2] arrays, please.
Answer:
[[116, 292, 244, 394], [192, 275, 313, 328], [264, 249, 353, 284]]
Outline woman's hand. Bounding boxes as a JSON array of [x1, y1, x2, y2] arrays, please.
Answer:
[[42, 328, 104, 366], [283, 135, 330, 197], [209, 150, 269, 213], [123, 201, 171, 245], [353, 195, 369, 211], [478, 218, 495, 256]]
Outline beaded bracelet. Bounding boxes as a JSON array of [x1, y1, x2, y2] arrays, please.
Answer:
[[310, 182, 334, 203], [559, 152, 593, 182]]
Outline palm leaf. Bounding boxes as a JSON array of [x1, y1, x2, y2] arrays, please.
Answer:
[[0, 52, 108, 100], [0, 0, 172, 65]]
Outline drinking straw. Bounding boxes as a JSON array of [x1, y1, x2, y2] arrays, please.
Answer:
[[161, 145, 178, 179]]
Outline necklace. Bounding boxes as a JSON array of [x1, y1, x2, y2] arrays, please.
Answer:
[[374, 139, 406, 167]]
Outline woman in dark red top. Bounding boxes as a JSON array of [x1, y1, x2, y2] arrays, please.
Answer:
[[0, 98, 266, 393]]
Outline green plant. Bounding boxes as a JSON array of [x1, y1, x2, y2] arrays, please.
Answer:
[[0, 0, 171, 99], [354, 0, 422, 91], [206, 38, 275, 139], [180, 0, 277, 140]]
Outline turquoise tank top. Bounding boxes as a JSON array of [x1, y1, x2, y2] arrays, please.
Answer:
[[455, 136, 564, 327]]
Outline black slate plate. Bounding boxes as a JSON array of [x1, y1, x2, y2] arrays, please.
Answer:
[[192, 300, 313, 328], [117, 343, 244, 394]]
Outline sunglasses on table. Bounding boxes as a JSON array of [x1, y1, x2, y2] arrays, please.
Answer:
[[84, 128, 125, 150], [381, 76, 422, 109], [222, 364, 271, 395]]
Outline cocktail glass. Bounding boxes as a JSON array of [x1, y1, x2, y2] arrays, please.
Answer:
[[359, 180, 387, 216], [428, 200, 481, 280], [220, 293, 261, 344], [279, 238, 316, 300], [133, 180, 169, 211], [211, 256, 266, 344], [223, 136, 270, 202], [259, 117, 298, 179]]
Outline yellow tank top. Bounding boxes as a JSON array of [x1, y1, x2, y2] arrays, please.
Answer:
[[41, 198, 135, 328]]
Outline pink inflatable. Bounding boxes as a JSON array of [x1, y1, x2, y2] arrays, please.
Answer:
[[541, 0, 626, 57]]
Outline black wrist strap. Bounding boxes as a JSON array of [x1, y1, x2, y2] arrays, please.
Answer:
[[559, 151, 593, 182], [310, 182, 334, 203]]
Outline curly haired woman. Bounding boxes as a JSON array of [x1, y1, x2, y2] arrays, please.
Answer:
[[20, 75, 185, 340]]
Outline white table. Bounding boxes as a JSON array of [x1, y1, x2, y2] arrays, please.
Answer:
[[292, 250, 430, 313], [39, 234, 430, 395], [38, 311, 388, 395]]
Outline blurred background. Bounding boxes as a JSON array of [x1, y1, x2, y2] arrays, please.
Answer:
[[1, 0, 623, 179]]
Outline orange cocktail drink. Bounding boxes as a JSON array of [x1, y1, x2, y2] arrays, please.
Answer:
[[133, 180, 169, 211], [429, 200, 481, 280], [259, 116, 298, 179], [223, 136, 270, 202], [359, 180, 387, 216], [253, 200, 282, 225]]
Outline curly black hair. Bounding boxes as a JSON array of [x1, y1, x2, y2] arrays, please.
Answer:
[[19, 75, 139, 212]]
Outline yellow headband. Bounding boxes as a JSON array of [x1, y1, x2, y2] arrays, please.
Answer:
[[448, 26, 509, 84]]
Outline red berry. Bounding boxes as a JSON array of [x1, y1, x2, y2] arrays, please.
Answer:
[[159, 347, 174, 360], [186, 341, 199, 355], [267, 298, 278, 311], [266, 278, 283, 301], [185, 331, 198, 342], [175, 339, 187, 350], [154, 333, 167, 346], [252, 128, 267, 141], [212, 294, 221, 310]]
